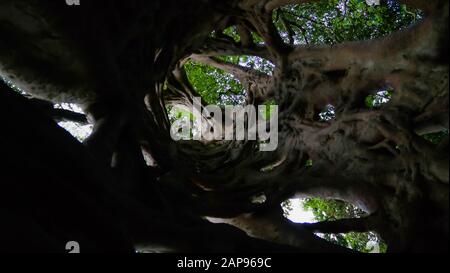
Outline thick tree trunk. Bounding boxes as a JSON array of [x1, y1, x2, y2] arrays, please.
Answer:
[[0, 0, 448, 252]]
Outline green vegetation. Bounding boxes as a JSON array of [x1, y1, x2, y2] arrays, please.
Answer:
[[303, 198, 388, 253], [184, 55, 274, 105], [181, 1, 423, 252], [184, 0, 420, 107], [282, 197, 387, 252], [1, 0, 447, 254], [423, 130, 449, 145], [184, 60, 246, 105], [273, 0, 422, 45]]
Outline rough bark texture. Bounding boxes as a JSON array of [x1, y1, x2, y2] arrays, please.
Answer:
[[0, 0, 448, 252]]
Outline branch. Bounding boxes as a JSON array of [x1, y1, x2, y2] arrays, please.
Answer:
[[397, 0, 441, 14], [280, 14, 295, 45], [236, 24, 254, 47], [50, 108, 89, 124], [264, 0, 320, 12], [197, 37, 272, 61], [301, 216, 374, 234], [190, 54, 274, 102], [248, 10, 292, 57], [190, 54, 270, 82], [210, 208, 355, 252], [83, 104, 128, 164], [288, 8, 446, 80], [26, 98, 89, 124], [414, 112, 449, 135], [0, 82, 306, 253], [284, 18, 310, 44]]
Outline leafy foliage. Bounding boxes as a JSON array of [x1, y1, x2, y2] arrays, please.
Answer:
[[303, 198, 366, 221], [303, 198, 387, 253], [273, 0, 422, 45], [184, 55, 275, 106], [185, 1, 420, 108], [184, 60, 246, 105], [167, 105, 199, 139], [222, 26, 241, 43], [321, 231, 387, 253], [282, 199, 294, 218], [260, 99, 278, 120], [185, 1, 424, 253]]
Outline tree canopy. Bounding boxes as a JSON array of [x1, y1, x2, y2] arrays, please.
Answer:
[[0, 0, 448, 253]]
